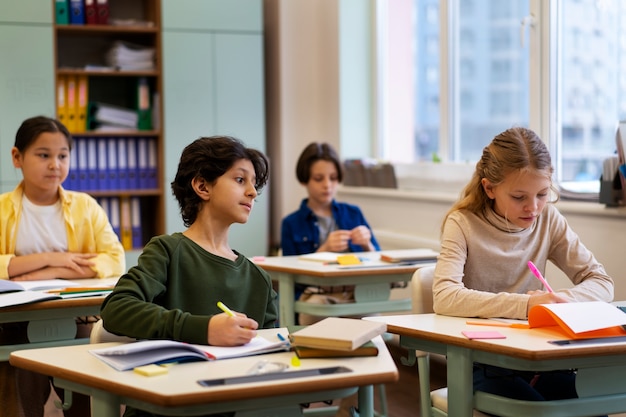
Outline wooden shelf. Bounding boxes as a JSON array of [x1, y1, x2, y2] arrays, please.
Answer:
[[54, 0, 164, 250]]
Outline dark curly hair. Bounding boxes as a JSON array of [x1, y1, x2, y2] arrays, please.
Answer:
[[171, 136, 269, 227]]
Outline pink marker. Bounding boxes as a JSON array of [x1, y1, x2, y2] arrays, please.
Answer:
[[527, 261, 553, 293]]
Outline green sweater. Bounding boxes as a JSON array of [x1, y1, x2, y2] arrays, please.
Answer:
[[100, 233, 278, 344]]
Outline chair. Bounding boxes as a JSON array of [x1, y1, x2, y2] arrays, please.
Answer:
[[89, 320, 134, 417], [89, 319, 136, 344], [410, 266, 489, 417]]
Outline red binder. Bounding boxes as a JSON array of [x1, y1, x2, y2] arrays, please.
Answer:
[[85, 0, 97, 24], [96, 0, 109, 25]]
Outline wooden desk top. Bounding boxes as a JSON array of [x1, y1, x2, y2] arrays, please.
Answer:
[[366, 313, 626, 361], [256, 252, 434, 277], [10, 330, 398, 408]]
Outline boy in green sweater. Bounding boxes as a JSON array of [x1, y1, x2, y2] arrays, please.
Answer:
[[101, 136, 277, 352]]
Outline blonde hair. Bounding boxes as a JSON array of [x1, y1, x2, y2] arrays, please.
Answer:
[[441, 127, 558, 233]]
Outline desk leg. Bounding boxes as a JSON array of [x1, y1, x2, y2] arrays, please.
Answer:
[[90, 391, 120, 417], [276, 272, 295, 327], [357, 385, 374, 417], [446, 345, 473, 417]]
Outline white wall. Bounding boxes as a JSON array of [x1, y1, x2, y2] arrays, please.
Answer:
[[264, 0, 374, 250]]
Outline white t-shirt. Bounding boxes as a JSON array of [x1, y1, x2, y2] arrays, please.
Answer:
[[15, 196, 67, 255]]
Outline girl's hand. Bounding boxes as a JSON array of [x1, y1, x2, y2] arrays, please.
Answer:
[[208, 312, 258, 346], [46, 252, 97, 273], [527, 290, 568, 314]]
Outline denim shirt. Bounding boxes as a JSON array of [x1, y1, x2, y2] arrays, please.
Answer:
[[280, 198, 380, 256]]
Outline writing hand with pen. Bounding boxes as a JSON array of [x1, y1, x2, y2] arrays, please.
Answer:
[[526, 261, 567, 312], [208, 301, 258, 346]]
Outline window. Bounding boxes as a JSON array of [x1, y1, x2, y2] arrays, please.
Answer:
[[378, 0, 626, 192]]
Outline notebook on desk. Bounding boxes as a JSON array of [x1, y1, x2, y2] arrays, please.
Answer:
[[379, 249, 439, 263]]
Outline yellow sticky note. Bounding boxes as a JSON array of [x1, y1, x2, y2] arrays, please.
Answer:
[[133, 364, 169, 377], [291, 355, 301, 367], [337, 254, 361, 265]]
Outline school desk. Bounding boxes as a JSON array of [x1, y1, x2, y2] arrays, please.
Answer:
[[9, 330, 398, 417], [0, 277, 118, 361], [365, 313, 626, 417], [255, 252, 435, 326]]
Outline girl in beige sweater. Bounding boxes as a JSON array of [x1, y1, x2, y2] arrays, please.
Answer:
[[433, 126, 612, 409]]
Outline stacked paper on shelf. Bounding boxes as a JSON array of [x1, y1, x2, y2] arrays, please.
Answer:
[[106, 41, 155, 71], [90, 102, 138, 129]]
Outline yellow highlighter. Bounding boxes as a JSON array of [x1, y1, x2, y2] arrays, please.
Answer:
[[217, 301, 235, 317]]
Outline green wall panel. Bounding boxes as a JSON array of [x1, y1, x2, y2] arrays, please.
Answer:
[[162, 0, 262, 32], [0, 24, 54, 189]]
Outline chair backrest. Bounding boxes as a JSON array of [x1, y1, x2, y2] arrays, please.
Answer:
[[411, 266, 435, 314], [90, 319, 136, 344]]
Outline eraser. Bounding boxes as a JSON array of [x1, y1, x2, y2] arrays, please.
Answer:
[[252, 256, 266, 262], [133, 364, 169, 376]]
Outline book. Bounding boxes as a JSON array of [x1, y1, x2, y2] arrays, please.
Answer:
[[528, 301, 626, 340], [379, 248, 439, 264], [298, 252, 343, 264], [289, 317, 387, 351], [293, 340, 379, 358], [90, 335, 291, 371], [0, 279, 112, 308]]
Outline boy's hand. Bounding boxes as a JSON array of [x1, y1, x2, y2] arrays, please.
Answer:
[[320, 230, 351, 252], [349, 226, 373, 248], [208, 313, 258, 346]]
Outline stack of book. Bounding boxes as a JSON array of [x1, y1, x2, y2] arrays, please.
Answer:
[[289, 317, 386, 358], [89, 102, 138, 130], [106, 41, 155, 71]]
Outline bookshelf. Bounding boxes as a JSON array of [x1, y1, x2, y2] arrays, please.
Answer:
[[53, 0, 164, 250]]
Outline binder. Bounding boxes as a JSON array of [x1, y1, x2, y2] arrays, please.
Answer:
[[119, 196, 133, 250], [55, 0, 69, 25], [109, 197, 121, 242], [84, 0, 97, 24], [97, 137, 108, 190], [106, 138, 119, 190], [56, 75, 68, 127], [147, 137, 158, 189], [136, 77, 152, 130], [65, 75, 78, 133], [96, 0, 109, 25], [69, 0, 85, 25], [98, 197, 109, 220], [130, 197, 143, 249], [86, 137, 98, 190], [126, 137, 139, 189], [117, 138, 128, 189], [76, 75, 89, 132], [137, 138, 149, 189], [76, 137, 88, 190], [63, 143, 78, 190]]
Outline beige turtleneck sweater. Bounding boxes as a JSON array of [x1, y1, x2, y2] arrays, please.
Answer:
[[433, 203, 614, 319]]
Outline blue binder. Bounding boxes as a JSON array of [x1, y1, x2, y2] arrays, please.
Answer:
[[69, 0, 85, 25]]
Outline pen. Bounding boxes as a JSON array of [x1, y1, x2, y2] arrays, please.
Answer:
[[217, 301, 235, 317], [465, 320, 529, 329], [46, 286, 114, 294], [527, 261, 554, 293]]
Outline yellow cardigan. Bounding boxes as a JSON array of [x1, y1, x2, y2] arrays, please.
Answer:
[[0, 183, 125, 279]]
